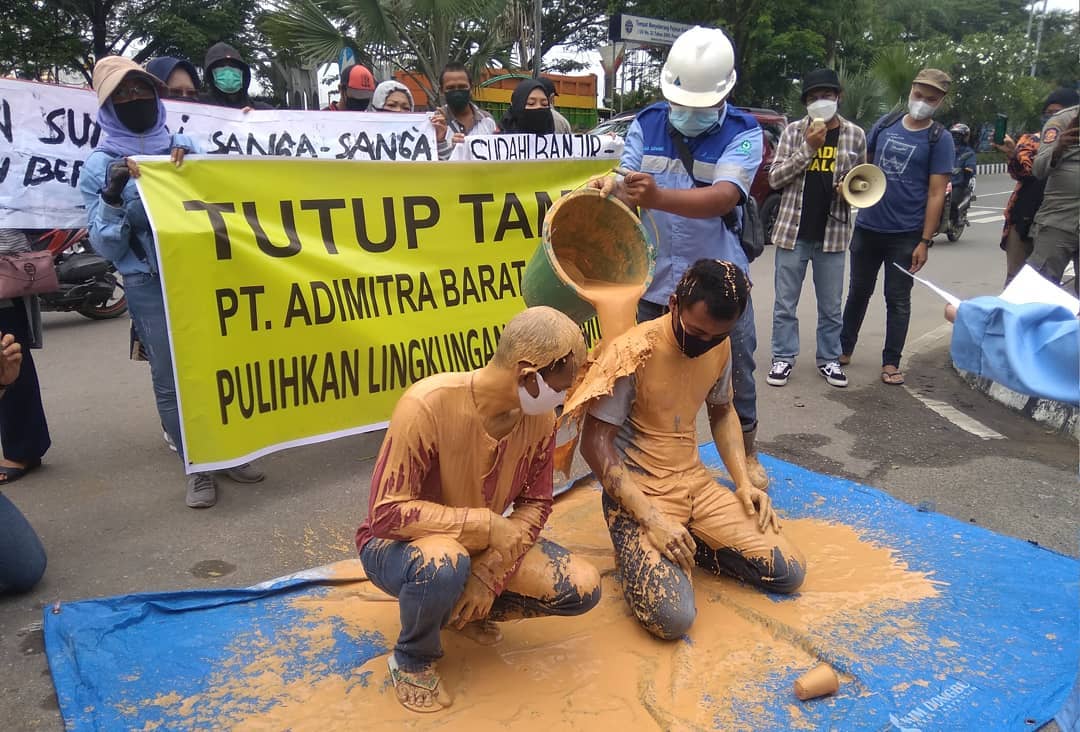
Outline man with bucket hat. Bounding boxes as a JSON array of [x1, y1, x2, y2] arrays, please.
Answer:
[[766, 68, 867, 390], [592, 25, 770, 490]]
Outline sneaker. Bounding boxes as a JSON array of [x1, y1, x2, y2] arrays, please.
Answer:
[[163, 430, 177, 452], [186, 473, 218, 508], [766, 361, 792, 386], [218, 462, 265, 484], [818, 361, 849, 387]]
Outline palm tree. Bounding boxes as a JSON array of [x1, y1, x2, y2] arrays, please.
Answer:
[[263, 0, 514, 105]]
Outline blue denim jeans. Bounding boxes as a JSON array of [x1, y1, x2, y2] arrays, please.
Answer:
[[770, 239, 846, 367], [360, 535, 600, 671], [638, 298, 758, 432], [124, 272, 184, 462], [841, 227, 920, 368], [0, 492, 46, 594]]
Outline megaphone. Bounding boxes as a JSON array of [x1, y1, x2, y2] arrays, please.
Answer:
[[840, 163, 886, 209]]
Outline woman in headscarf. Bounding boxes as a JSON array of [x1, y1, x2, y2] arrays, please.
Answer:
[[500, 79, 554, 136], [371, 80, 415, 113], [371, 80, 451, 158], [145, 57, 200, 100], [78, 56, 264, 510]]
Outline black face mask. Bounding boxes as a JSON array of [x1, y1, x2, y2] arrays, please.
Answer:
[[445, 89, 471, 112], [517, 108, 554, 135], [345, 97, 371, 111], [115, 98, 158, 133], [672, 307, 728, 358]]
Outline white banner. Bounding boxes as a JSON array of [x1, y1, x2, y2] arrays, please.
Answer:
[[449, 133, 623, 162], [0, 78, 437, 228]]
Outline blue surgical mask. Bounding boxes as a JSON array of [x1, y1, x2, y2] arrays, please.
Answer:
[[669, 106, 720, 137]]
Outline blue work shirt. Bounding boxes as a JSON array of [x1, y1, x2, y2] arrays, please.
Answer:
[[621, 102, 763, 304], [78, 133, 197, 277], [860, 117, 955, 234]]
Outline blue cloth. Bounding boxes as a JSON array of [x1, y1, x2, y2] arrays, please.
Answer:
[[124, 272, 185, 461], [860, 117, 955, 233], [0, 492, 46, 594], [43, 451, 1078, 730], [95, 98, 172, 158], [771, 238, 846, 366], [951, 297, 1079, 405], [79, 132, 197, 276], [621, 102, 763, 303]]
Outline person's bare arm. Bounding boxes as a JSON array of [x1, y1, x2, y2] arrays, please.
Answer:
[[707, 401, 778, 532], [0, 332, 22, 388], [580, 414, 696, 572], [913, 173, 948, 273]]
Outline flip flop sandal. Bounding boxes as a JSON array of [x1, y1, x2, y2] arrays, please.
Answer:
[[880, 370, 905, 385], [387, 655, 452, 713], [0, 459, 41, 485]]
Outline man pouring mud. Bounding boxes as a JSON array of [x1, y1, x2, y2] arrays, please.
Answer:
[[355, 306, 601, 713], [574, 260, 805, 640]]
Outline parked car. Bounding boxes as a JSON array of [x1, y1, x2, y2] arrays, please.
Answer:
[[589, 106, 788, 244]]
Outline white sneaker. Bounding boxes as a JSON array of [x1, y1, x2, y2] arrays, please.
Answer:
[[766, 361, 792, 386], [818, 361, 849, 387], [163, 430, 177, 452]]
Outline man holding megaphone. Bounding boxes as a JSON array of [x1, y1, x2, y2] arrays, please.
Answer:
[[766, 69, 868, 390]]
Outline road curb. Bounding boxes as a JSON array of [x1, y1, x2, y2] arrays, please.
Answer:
[[954, 365, 1079, 437], [977, 163, 1007, 175]]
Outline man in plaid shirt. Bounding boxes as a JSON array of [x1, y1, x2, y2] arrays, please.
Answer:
[[766, 69, 866, 389]]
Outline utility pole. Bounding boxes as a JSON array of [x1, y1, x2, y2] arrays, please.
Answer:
[[1029, 0, 1050, 77], [532, 0, 542, 78]]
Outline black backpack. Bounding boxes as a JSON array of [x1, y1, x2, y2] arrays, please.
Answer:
[[667, 123, 765, 263]]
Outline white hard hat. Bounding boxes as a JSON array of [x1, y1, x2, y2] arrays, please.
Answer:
[[660, 26, 737, 108]]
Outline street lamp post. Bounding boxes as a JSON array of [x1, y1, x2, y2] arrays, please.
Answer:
[[532, 0, 542, 78]]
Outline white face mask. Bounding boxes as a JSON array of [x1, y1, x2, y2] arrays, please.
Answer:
[[518, 372, 566, 415], [806, 99, 838, 122], [908, 97, 938, 121]]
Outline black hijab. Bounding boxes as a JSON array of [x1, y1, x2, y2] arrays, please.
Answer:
[[501, 79, 555, 135]]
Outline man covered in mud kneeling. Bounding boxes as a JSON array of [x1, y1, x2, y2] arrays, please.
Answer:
[[354, 306, 601, 713], [576, 259, 805, 640]]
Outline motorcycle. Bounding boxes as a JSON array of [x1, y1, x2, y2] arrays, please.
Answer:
[[27, 229, 128, 320], [939, 170, 976, 242]]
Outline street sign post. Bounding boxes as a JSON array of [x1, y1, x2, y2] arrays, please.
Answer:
[[608, 13, 693, 47]]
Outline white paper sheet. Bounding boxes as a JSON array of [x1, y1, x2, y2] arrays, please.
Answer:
[[998, 265, 1080, 314], [891, 263, 961, 307]]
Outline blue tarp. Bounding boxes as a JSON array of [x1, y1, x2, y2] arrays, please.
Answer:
[[44, 450, 1078, 730]]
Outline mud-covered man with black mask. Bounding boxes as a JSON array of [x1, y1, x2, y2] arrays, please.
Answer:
[[573, 259, 805, 641], [200, 42, 274, 110]]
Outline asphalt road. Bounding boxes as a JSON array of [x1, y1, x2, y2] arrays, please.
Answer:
[[1, 173, 1075, 729]]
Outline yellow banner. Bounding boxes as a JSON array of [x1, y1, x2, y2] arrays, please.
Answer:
[[136, 156, 611, 471]]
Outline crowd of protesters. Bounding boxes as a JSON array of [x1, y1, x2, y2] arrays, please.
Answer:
[[0, 28, 1076, 608]]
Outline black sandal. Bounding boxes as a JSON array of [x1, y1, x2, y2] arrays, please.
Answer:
[[0, 459, 41, 485]]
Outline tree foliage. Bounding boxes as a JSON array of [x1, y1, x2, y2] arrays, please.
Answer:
[[1, 0, 265, 84]]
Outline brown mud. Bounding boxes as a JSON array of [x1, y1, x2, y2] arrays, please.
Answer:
[[133, 487, 939, 731]]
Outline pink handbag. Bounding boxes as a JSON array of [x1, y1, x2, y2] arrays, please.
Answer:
[[0, 250, 60, 298]]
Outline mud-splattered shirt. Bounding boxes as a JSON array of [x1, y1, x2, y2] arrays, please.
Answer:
[[355, 372, 556, 593], [572, 317, 732, 487]]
